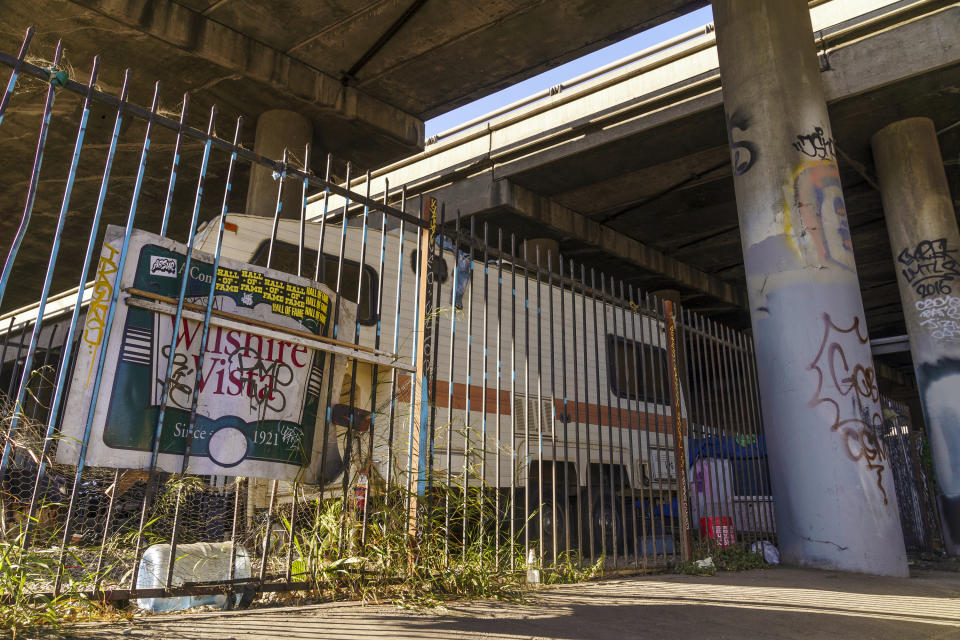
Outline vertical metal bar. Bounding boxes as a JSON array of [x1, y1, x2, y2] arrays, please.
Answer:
[[405, 194, 427, 549], [638, 292, 664, 564], [5, 328, 27, 397], [587, 269, 610, 564], [567, 261, 583, 561], [334, 169, 368, 549], [315, 162, 353, 518], [693, 313, 720, 537], [297, 144, 311, 278], [533, 247, 545, 563], [443, 211, 462, 562], [545, 251, 560, 564], [738, 325, 767, 542], [384, 188, 406, 535], [225, 478, 244, 609], [577, 263, 594, 562], [338, 172, 373, 551], [58, 84, 164, 594], [159, 94, 189, 237], [614, 281, 640, 569], [479, 221, 490, 553], [508, 234, 517, 571], [0, 41, 63, 310], [651, 295, 676, 564], [259, 479, 278, 582], [93, 468, 121, 586], [522, 243, 531, 562], [360, 178, 390, 547], [23, 72, 132, 542], [461, 216, 475, 557], [598, 274, 622, 568], [625, 285, 649, 568], [0, 55, 100, 477], [493, 228, 503, 569], [314, 154, 333, 283], [29, 324, 59, 422], [0, 27, 35, 125], [266, 148, 290, 267]]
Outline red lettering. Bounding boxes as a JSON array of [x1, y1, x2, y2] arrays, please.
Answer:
[[172, 317, 202, 351], [225, 330, 241, 353], [291, 344, 308, 367]]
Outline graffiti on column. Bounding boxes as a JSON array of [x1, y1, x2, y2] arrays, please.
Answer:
[[915, 296, 960, 342], [792, 126, 836, 160], [789, 161, 854, 271], [898, 238, 960, 297], [808, 313, 889, 504], [727, 108, 758, 176]]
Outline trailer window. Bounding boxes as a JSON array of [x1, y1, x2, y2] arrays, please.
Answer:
[[250, 241, 378, 325], [606, 335, 667, 403]]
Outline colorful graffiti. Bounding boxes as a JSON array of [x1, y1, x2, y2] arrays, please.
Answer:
[[808, 313, 889, 504], [789, 161, 853, 271], [898, 238, 960, 297]]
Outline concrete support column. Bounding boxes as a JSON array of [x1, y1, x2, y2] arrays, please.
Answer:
[[246, 109, 313, 218], [872, 117, 960, 555], [523, 238, 560, 271], [714, 0, 908, 575]]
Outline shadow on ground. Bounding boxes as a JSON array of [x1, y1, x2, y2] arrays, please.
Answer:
[[62, 567, 960, 640]]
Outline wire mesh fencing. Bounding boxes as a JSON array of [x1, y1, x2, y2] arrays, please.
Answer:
[[0, 28, 785, 611]]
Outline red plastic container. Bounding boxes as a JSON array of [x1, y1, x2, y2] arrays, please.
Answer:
[[700, 516, 735, 547]]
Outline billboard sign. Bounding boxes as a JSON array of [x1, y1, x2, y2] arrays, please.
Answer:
[[57, 225, 352, 482]]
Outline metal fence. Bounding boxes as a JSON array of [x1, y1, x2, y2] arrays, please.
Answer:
[[0, 29, 780, 609]]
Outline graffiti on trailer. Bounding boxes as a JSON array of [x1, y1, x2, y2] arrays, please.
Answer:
[[898, 238, 960, 298], [915, 296, 960, 342], [792, 126, 836, 160], [727, 108, 758, 176], [791, 161, 853, 271], [808, 313, 889, 504]]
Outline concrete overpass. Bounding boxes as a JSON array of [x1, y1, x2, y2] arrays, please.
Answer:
[[326, 0, 960, 348]]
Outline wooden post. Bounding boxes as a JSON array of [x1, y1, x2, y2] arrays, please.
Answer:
[[664, 299, 693, 561]]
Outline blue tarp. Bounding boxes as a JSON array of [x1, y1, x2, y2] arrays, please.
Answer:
[[687, 434, 767, 461]]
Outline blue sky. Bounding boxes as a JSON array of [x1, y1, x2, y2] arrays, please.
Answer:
[[424, 5, 715, 138]]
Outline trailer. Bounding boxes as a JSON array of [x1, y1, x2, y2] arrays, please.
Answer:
[[0, 211, 690, 557]]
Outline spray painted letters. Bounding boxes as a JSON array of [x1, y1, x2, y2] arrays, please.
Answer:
[[808, 313, 889, 504]]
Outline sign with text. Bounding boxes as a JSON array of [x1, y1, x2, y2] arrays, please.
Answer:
[[57, 226, 352, 481]]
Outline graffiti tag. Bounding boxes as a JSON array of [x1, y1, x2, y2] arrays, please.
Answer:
[[792, 126, 836, 160], [916, 296, 960, 342], [83, 243, 120, 385], [727, 108, 758, 176], [808, 313, 889, 504], [898, 238, 960, 297]]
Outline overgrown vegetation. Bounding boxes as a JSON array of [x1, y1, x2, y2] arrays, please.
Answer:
[[0, 401, 605, 637], [674, 539, 768, 576]]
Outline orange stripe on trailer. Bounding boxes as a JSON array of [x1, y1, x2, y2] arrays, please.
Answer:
[[396, 374, 673, 433]]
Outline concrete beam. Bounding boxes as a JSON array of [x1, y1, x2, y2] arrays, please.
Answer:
[[432, 175, 748, 308], [68, 0, 423, 149]]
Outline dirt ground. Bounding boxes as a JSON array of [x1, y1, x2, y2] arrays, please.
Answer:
[[61, 566, 960, 640]]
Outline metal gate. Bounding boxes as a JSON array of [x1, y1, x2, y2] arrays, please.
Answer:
[[0, 29, 780, 610]]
